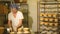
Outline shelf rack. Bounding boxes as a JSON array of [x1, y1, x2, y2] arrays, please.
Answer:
[[37, 0, 60, 34]]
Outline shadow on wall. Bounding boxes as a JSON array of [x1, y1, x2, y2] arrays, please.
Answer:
[[21, 10, 33, 28], [28, 11, 33, 29], [28, 16, 33, 28]]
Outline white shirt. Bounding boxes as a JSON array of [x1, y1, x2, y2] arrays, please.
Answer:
[[8, 11, 24, 27]]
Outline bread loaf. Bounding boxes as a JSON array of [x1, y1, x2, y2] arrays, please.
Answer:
[[45, 5, 57, 8], [44, 22, 48, 25], [40, 18, 44, 21], [53, 13, 57, 18], [49, 23, 53, 26], [54, 19, 58, 22], [40, 22, 44, 25], [18, 28, 22, 32], [54, 23, 58, 26], [49, 18, 53, 21], [48, 14, 52, 17], [43, 13, 47, 17], [23, 28, 29, 31], [44, 18, 48, 21], [10, 32, 14, 34]]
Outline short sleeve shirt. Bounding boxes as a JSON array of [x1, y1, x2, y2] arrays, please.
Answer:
[[8, 11, 24, 27]]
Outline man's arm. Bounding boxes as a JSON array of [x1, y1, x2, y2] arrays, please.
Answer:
[[17, 19, 23, 28], [8, 20, 12, 28], [8, 20, 12, 31], [17, 12, 24, 28]]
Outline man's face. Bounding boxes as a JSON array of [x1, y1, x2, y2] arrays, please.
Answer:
[[11, 8, 17, 13]]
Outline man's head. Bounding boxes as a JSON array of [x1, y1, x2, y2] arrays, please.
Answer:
[[10, 4, 18, 13]]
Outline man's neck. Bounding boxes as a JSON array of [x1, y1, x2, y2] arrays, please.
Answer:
[[13, 12, 17, 14]]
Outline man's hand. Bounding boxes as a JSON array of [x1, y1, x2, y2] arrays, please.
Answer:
[[8, 20, 12, 28], [7, 27, 12, 32], [9, 27, 12, 32], [17, 19, 22, 28]]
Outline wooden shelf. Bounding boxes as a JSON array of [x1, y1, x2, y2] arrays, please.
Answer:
[[40, 2, 60, 4], [38, 1, 59, 33]]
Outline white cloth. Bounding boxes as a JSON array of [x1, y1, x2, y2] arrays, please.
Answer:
[[8, 11, 24, 31]]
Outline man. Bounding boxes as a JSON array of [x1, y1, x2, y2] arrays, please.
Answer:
[[8, 4, 24, 32]]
